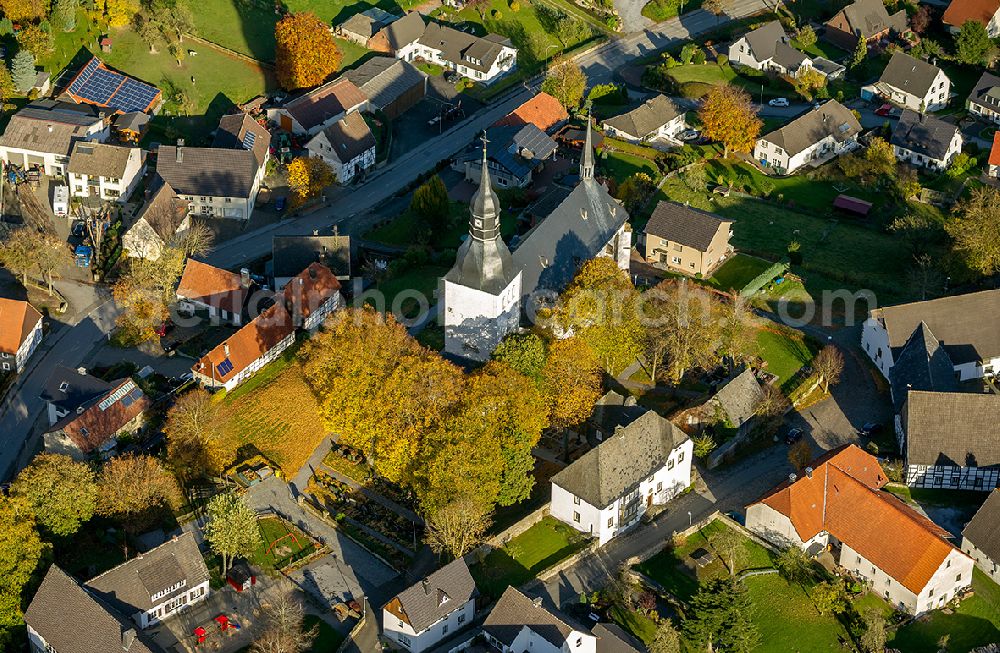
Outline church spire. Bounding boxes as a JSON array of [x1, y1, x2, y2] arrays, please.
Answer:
[[470, 131, 501, 242], [581, 114, 594, 180]]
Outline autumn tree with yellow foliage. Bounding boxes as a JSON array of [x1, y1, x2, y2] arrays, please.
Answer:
[[287, 156, 334, 206], [275, 12, 342, 90], [0, 0, 46, 21], [104, 0, 140, 27], [698, 85, 762, 158], [112, 247, 184, 345], [541, 337, 602, 429]]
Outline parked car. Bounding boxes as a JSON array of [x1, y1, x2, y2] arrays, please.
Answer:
[[874, 103, 895, 117], [858, 422, 884, 438], [444, 71, 459, 83], [275, 196, 286, 212], [679, 129, 700, 141], [154, 320, 174, 337], [784, 427, 804, 444], [768, 97, 789, 107]]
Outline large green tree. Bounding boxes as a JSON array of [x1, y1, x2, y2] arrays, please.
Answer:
[[204, 492, 261, 574], [411, 175, 451, 231], [684, 577, 760, 653], [955, 19, 996, 66], [0, 496, 47, 649], [11, 454, 97, 537], [541, 58, 587, 110], [492, 332, 548, 383], [947, 186, 1000, 278]]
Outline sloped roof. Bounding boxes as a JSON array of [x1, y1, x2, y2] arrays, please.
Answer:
[[130, 180, 188, 242], [383, 558, 478, 633], [593, 623, 644, 653], [891, 110, 960, 161], [829, 0, 905, 38], [760, 100, 861, 157], [273, 234, 352, 279], [494, 92, 569, 132], [67, 142, 138, 178], [0, 103, 104, 156], [888, 322, 958, 413], [282, 262, 342, 324], [752, 444, 960, 594], [878, 52, 945, 99], [46, 377, 150, 453], [339, 7, 397, 39], [484, 587, 576, 649], [25, 566, 162, 653], [603, 95, 682, 139], [176, 259, 247, 316], [773, 41, 809, 70], [41, 365, 112, 412], [962, 489, 1000, 563], [943, 0, 1000, 29], [870, 289, 1000, 366], [214, 113, 271, 168], [378, 11, 426, 50], [551, 410, 690, 508], [343, 57, 427, 111], [967, 71, 1000, 111], [904, 390, 1000, 468], [156, 146, 260, 199], [193, 303, 294, 383], [283, 79, 367, 132], [713, 368, 764, 427], [589, 390, 647, 434], [743, 20, 788, 61], [644, 200, 730, 252], [0, 296, 41, 355], [316, 111, 375, 164], [418, 22, 512, 74], [87, 533, 210, 614], [990, 131, 1000, 167]]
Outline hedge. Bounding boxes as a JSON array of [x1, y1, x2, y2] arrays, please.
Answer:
[[740, 261, 789, 297]]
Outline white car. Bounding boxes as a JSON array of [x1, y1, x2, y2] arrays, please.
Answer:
[[768, 97, 790, 107]]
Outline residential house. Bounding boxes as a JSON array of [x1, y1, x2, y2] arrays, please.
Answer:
[[40, 365, 115, 427], [337, 7, 398, 45], [192, 303, 296, 391], [86, 533, 211, 630], [824, 0, 906, 50], [272, 232, 352, 289], [122, 181, 191, 261], [25, 566, 163, 653], [382, 558, 478, 652], [601, 95, 686, 144], [861, 289, 1000, 381], [483, 587, 596, 653], [64, 57, 162, 115], [0, 100, 108, 177], [343, 56, 428, 120], [592, 624, 644, 653], [706, 368, 765, 438], [305, 111, 376, 184], [550, 410, 692, 545], [728, 20, 811, 77], [961, 489, 1000, 583], [746, 445, 974, 614], [156, 143, 265, 220], [641, 200, 733, 277], [886, 322, 959, 419], [899, 390, 1000, 491], [989, 132, 1000, 177], [874, 52, 951, 112], [891, 110, 963, 171], [967, 71, 1000, 124], [282, 262, 344, 332], [176, 259, 250, 326], [587, 390, 646, 441], [455, 123, 558, 188], [213, 113, 271, 173], [0, 297, 43, 373], [369, 12, 428, 57], [43, 376, 150, 460], [394, 17, 517, 85], [267, 78, 368, 136], [494, 92, 569, 133], [67, 142, 144, 202], [754, 100, 862, 174], [944, 0, 1000, 36]]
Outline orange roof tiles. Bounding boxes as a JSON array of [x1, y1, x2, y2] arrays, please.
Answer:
[[283, 262, 341, 323], [58, 378, 151, 453], [989, 132, 1000, 166], [176, 259, 247, 316], [194, 303, 294, 383], [752, 444, 961, 594], [494, 92, 569, 133], [0, 297, 41, 355], [943, 0, 1000, 28]]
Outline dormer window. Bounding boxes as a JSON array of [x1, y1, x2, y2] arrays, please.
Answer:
[[59, 381, 69, 392], [438, 589, 450, 606]]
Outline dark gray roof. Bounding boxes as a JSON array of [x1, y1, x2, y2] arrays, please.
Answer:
[[272, 233, 352, 279], [878, 52, 944, 99], [156, 146, 259, 199], [760, 100, 861, 157], [380, 12, 426, 50], [891, 110, 960, 161], [903, 391, 1000, 468], [593, 623, 645, 653], [0, 101, 105, 156], [418, 22, 512, 74], [602, 95, 682, 139], [836, 0, 906, 38], [968, 71, 1000, 111], [86, 533, 210, 615], [214, 113, 271, 168], [40, 365, 112, 412], [773, 41, 808, 70], [483, 587, 576, 649], [457, 123, 557, 179], [712, 368, 764, 426], [644, 200, 730, 251], [318, 111, 376, 164], [115, 111, 150, 133], [811, 57, 846, 77], [963, 489, 1000, 563], [339, 7, 397, 39], [384, 558, 477, 633], [888, 322, 958, 413], [589, 390, 646, 435], [24, 566, 163, 653], [551, 410, 690, 508], [130, 180, 188, 241], [68, 142, 137, 178], [743, 20, 789, 62], [343, 57, 427, 111], [872, 289, 1000, 366]]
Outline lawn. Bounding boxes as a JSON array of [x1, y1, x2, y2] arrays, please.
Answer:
[[706, 253, 773, 293], [364, 201, 517, 251], [601, 151, 659, 186], [666, 63, 788, 100], [471, 516, 589, 599], [891, 568, 1000, 653], [608, 604, 658, 645], [755, 327, 816, 390], [371, 264, 449, 317], [745, 573, 848, 653], [250, 515, 318, 571]]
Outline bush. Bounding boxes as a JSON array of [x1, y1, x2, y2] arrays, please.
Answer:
[[678, 81, 715, 98], [680, 42, 698, 64], [492, 9, 502, 18], [509, 0, 520, 9], [692, 49, 706, 65], [716, 53, 728, 66]]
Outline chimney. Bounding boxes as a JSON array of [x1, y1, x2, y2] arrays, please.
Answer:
[[76, 406, 85, 414], [299, 277, 304, 286], [580, 208, 588, 220], [421, 579, 430, 594], [333, 225, 339, 236], [223, 343, 230, 357], [805, 466, 813, 479], [313, 229, 319, 236], [122, 628, 137, 650], [308, 266, 317, 279], [175, 142, 184, 163], [47, 124, 53, 133], [532, 597, 543, 607], [77, 366, 87, 375], [240, 267, 250, 288], [789, 473, 797, 483]]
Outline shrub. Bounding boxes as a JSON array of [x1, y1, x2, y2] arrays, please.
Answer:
[[680, 42, 698, 64], [692, 49, 706, 65], [492, 9, 502, 18], [693, 434, 716, 458], [509, 0, 520, 9], [716, 53, 728, 66]]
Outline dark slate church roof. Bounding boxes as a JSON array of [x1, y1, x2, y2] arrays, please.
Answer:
[[888, 322, 958, 413]]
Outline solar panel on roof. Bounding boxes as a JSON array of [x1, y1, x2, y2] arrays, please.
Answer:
[[129, 386, 143, 401], [68, 58, 161, 113], [217, 358, 234, 376], [121, 395, 134, 408], [242, 131, 256, 150]]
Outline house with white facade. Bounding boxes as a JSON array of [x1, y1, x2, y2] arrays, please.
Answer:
[[729, 20, 811, 77], [874, 52, 951, 112], [269, 79, 368, 136], [86, 533, 211, 630], [746, 445, 974, 614], [550, 409, 692, 546], [382, 558, 478, 652], [944, 0, 1000, 36], [861, 289, 1000, 382], [891, 110, 962, 171], [601, 95, 686, 144], [176, 259, 250, 326], [67, 142, 144, 202], [0, 100, 108, 177], [399, 18, 517, 85], [961, 489, 1000, 584], [43, 375, 150, 461], [483, 587, 596, 653], [967, 71, 1000, 124], [122, 181, 191, 261], [305, 111, 376, 184], [282, 262, 343, 332], [0, 297, 43, 373], [754, 100, 861, 174]]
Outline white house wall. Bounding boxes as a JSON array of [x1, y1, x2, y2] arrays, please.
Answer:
[[381, 599, 474, 653], [962, 537, 1000, 584], [746, 503, 805, 548], [905, 463, 1000, 491], [914, 548, 973, 614], [860, 317, 893, 378]]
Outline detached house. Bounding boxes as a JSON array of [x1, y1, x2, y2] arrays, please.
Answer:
[[67, 142, 143, 202], [305, 111, 376, 184], [455, 123, 558, 188], [86, 533, 211, 630], [369, 12, 428, 57], [176, 259, 250, 326], [483, 587, 596, 653], [336, 7, 398, 45], [382, 558, 478, 653], [282, 262, 343, 332], [0, 297, 43, 373], [944, 0, 1000, 36], [967, 71, 1000, 124], [156, 143, 265, 220], [43, 374, 150, 460], [728, 21, 811, 77], [122, 181, 191, 261], [399, 18, 517, 85], [0, 100, 108, 177], [550, 410, 692, 545], [824, 0, 906, 50], [874, 52, 951, 112], [268, 78, 368, 136], [272, 232, 352, 288], [861, 289, 1000, 382], [601, 95, 686, 144], [961, 489, 1000, 583], [747, 445, 974, 614], [343, 56, 428, 120], [494, 92, 569, 133], [891, 110, 962, 171], [641, 200, 733, 277], [754, 100, 862, 174]]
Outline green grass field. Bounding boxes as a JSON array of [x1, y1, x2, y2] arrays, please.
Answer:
[[755, 328, 816, 389], [601, 150, 659, 185], [746, 574, 847, 653], [370, 264, 449, 318], [707, 253, 773, 292], [891, 569, 1000, 653], [251, 516, 317, 570], [640, 0, 703, 22]]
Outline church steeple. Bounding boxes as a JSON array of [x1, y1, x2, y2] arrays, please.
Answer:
[[581, 115, 594, 180], [470, 133, 501, 242]]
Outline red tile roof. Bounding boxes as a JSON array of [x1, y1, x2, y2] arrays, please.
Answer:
[[943, 0, 1000, 28], [494, 92, 569, 133], [751, 444, 961, 594], [284, 79, 367, 131], [193, 303, 294, 383], [176, 259, 247, 316], [53, 378, 151, 453], [0, 297, 41, 355], [282, 262, 341, 323], [989, 131, 1000, 166]]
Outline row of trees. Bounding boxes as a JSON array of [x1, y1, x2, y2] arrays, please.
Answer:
[[0, 227, 71, 295]]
